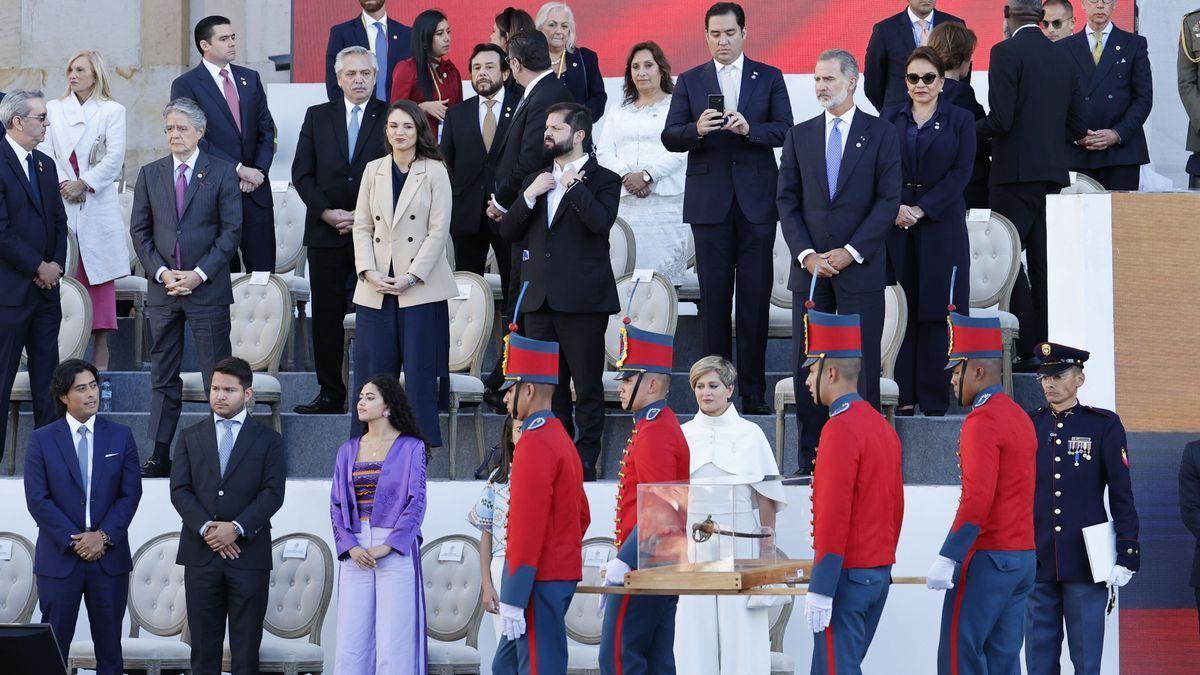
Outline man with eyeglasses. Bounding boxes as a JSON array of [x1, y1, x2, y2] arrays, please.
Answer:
[[1060, 0, 1151, 192], [1040, 0, 1076, 41], [0, 89, 67, 466]]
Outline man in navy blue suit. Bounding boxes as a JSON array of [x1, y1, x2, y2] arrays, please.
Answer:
[[865, 1, 965, 111], [325, 0, 411, 102], [24, 359, 143, 674], [171, 15, 276, 272], [0, 89, 67, 464], [1061, 0, 1151, 191], [776, 50, 901, 475], [661, 1, 792, 415]]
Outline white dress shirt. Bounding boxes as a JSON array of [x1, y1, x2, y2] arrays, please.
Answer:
[[155, 147, 210, 284], [361, 11, 389, 53], [6, 133, 35, 181], [201, 408, 249, 537], [1089, 20, 1113, 53], [523, 153, 589, 222], [908, 7, 935, 46], [796, 107, 864, 267], [345, 97, 367, 128], [478, 86, 507, 136], [65, 413, 97, 528], [713, 53, 745, 112]]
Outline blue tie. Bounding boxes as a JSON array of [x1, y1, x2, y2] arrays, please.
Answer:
[[374, 22, 388, 101], [826, 118, 843, 199], [25, 152, 41, 206], [76, 427, 89, 491], [348, 105, 361, 159]]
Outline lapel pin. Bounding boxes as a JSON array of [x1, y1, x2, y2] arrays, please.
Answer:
[[855, 142, 862, 148], [572, 62, 578, 68], [196, 170, 205, 180], [240, 77, 248, 86], [934, 122, 941, 130], [751, 71, 758, 79], [1115, 45, 1121, 51], [37, 160, 44, 172]]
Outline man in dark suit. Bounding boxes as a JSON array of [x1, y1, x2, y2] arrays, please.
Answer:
[[130, 98, 241, 477], [500, 102, 621, 481], [171, 15, 276, 272], [291, 46, 388, 415], [661, 2, 793, 414], [24, 359, 142, 674], [1061, 0, 1151, 191], [0, 90, 67, 464], [1179, 7, 1200, 189], [325, 0, 411, 102], [1180, 439, 1200, 633], [978, 0, 1087, 358], [170, 357, 286, 675], [777, 50, 901, 475], [865, 1, 965, 111]]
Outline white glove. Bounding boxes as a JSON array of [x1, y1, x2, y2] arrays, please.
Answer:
[[926, 555, 958, 590], [805, 591, 833, 633], [499, 602, 527, 641], [603, 558, 631, 586], [1106, 564, 1134, 588]]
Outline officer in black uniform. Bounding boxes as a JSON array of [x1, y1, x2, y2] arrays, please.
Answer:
[[1024, 342, 1140, 675]]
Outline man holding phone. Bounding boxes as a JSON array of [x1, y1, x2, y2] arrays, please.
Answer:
[[662, 1, 793, 416]]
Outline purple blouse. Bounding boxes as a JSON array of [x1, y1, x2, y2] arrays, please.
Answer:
[[330, 435, 427, 559]]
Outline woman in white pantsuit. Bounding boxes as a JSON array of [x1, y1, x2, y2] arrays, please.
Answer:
[[674, 356, 789, 675]]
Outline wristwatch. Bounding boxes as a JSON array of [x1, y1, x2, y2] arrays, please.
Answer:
[[97, 530, 111, 547], [642, 170, 653, 184]]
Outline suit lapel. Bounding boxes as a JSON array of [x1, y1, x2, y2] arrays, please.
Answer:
[[91, 417, 111, 488], [220, 417, 257, 483], [2, 142, 43, 215], [492, 86, 517, 155], [701, 61, 721, 100], [1071, 34, 1098, 88], [352, 99, 383, 161], [159, 159, 181, 227], [810, 118, 831, 204], [898, 12, 917, 52], [391, 158, 426, 228], [833, 112, 871, 199], [193, 65, 241, 133], [181, 152, 209, 218], [331, 99, 351, 162], [915, 107, 942, 163], [232, 65, 249, 137], [54, 421, 85, 492], [736, 59, 760, 115], [1091, 29, 1125, 91], [549, 157, 594, 228]]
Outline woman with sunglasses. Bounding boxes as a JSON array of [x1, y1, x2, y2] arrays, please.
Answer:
[[881, 46, 975, 417]]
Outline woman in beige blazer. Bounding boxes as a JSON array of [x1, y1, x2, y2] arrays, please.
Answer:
[[352, 99, 457, 445]]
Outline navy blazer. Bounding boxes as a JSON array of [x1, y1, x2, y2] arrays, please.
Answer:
[[170, 63, 276, 208], [23, 416, 143, 578], [865, 9, 965, 111], [1181, 440, 1200, 588], [325, 16, 412, 101], [662, 56, 792, 225], [553, 46, 606, 122], [777, 109, 902, 294], [1062, 26, 1152, 169], [0, 140, 67, 308]]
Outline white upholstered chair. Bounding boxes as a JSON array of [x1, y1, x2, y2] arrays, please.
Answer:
[[609, 216, 636, 278], [966, 211, 1022, 392], [64, 228, 79, 278], [566, 537, 617, 675], [70, 532, 191, 675], [597, 272, 679, 405], [0, 532, 37, 623], [116, 186, 149, 364], [772, 284, 908, 466], [738, 225, 793, 338], [6, 276, 92, 473], [179, 274, 293, 431], [421, 534, 485, 675], [677, 229, 700, 302], [443, 272, 495, 477], [1060, 171, 1106, 194], [767, 548, 797, 675], [273, 185, 312, 370], [220, 533, 333, 675]]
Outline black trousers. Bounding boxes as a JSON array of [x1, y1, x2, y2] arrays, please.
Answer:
[[236, 195, 276, 273], [524, 309, 609, 479], [893, 233, 951, 414], [791, 281, 884, 470], [1077, 164, 1140, 192], [184, 561, 270, 675], [146, 302, 232, 456], [691, 198, 775, 400], [307, 243, 356, 403], [0, 295, 59, 464], [989, 181, 1055, 357]]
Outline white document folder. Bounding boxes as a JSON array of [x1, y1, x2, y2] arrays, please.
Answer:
[[1082, 521, 1117, 583]]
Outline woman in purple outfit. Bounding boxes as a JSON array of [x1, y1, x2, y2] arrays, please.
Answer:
[[330, 375, 429, 673]]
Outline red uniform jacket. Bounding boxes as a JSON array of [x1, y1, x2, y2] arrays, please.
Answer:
[[613, 401, 690, 566], [940, 385, 1037, 561], [501, 411, 591, 608], [389, 57, 463, 136], [809, 394, 905, 597]]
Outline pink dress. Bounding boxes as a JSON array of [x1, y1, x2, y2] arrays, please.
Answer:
[[67, 150, 117, 332]]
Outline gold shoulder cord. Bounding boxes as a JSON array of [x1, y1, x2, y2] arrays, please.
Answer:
[[1183, 12, 1200, 64]]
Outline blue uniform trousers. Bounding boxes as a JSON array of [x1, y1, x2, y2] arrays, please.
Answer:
[[599, 593, 678, 675], [37, 564, 129, 675], [811, 565, 892, 675], [1024, 580, 1108, 675], [937, 550, 1035, 675], [493, 580, 576, 675]]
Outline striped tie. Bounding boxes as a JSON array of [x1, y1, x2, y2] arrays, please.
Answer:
[[826, 119, 843, 200]]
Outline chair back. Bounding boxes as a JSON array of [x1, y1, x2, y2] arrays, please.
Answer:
[[609, 217, 636, 277], [229, 274, 294, 375], [19, 276, 92, 367], [604, 272, 679, 365], [566, 537, 617, 645], [881, 284, 908, 380], [445, 233, 456, 269], [448, 272, 495, 377], [766, 547, 795, 652], [127, 533, 187, 637], [64, 230, 79, 278], [684, 227, 696, 268], [0, 532, 36, 623], [966, 211, 1022, 312], [1060, 172, 1106, 194], [265, 533, 334, 644], [119, 186, 140, 272], [272, 185, 308, 274], [420, 535, 484, 648], [769, 224, 793, 309]]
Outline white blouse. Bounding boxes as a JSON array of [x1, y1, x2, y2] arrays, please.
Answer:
[[596, 96, 686, 197], [681, 404, 788, 510]]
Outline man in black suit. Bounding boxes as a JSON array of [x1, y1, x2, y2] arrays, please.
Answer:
[[500, 102, 621, 480], [325, 0, 411, 102], [170, 357, 286, 675], [978, 0, 1087, 358], [0, 90, 67, 464], [777, 50, 901, 475], [865, 0, 965, 111], [1181, 439, 1200, 633], [291, 46, 388, 415], [1061, 0, 1151, 191], [171, 15, 276, 272]]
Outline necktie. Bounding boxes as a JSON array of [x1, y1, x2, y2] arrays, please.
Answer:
[[723, 65, 739, 112], [76, 427, 90, 492], [374, 22, 389, 101], [1092, 33, 1104, 65], [348, 105, 361, 159], [175, 163, 187, 267], [220, 68, 242, 134], [483, 99, 497, 151], [826, 118, 843, 199], [218, 419, 238, 477], [25, 153, 41, 206], [917, 19, 930, 46]]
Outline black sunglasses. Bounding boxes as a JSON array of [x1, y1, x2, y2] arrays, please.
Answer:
[[1040, 19, 1069, 29], [905, 73, 938, 85]]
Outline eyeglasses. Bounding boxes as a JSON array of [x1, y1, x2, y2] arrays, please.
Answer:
[[164, 125, 194, 133], [1041, 19, 1071, 29], [905, 73, 939, 85], [1083, 0, 1115, 6], [19, 114, 48, 123]]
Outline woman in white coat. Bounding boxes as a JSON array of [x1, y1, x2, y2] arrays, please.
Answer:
[[675, 355, 788, 675], [40, 50, 127, 369]]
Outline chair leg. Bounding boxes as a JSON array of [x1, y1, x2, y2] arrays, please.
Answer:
[[297, 300, 310, 370], [886, 405, 896, 427], [474, 404, 486, 466], [1003, 332, 1016, 394], [448, 395, 459, 480], [342, 334, 352, 395], [271, 402, 282, 433], [7, 402, 18, 475], [134, 300, 145, 365], [774, 407, 784, 471]]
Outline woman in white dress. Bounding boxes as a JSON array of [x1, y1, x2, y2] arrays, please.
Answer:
[[40, 50, 127, 369], [595, 41, 688, 284], [675, 356, 788, 675]]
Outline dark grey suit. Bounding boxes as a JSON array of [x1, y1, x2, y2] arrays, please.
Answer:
[[129, 152, 241, 455]]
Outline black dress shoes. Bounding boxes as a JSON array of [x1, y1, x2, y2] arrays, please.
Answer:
[[482, 388, 507, 415], [293, 394, 346, 415], [140, 456, 171, 478], [741, 396, 772, 416]]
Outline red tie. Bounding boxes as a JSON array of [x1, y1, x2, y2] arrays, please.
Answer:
[[220, 68, 242, 134]]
